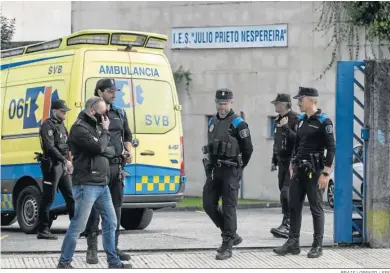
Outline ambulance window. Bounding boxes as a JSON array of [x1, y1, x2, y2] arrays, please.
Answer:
[[132, 79, 176, 134], [84, 78, 135, 132]]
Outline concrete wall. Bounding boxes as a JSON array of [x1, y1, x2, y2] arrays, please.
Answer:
[[1, 1, 71, 42], [71, 1, 389, 201]]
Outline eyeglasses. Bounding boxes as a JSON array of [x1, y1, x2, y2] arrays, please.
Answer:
[[90, 96, 104, 108]]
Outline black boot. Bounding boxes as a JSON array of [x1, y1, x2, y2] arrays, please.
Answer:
[[215, 237, 233, 260], [116, 230, 131, 261], [37, 229, 58, 240], [216, 233, 242, 253], [86, 232, 99, 264], [273, 237, 300, 256], [108, 262, 132, 269], [307, 235, 323, 258], [270, 218, 289, 238], [57, 262, 74, 269]]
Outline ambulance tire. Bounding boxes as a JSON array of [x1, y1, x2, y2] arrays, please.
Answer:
[[16, 185, 43, 234], [121, 208, 153, 230], [1, 213, 17, 226]]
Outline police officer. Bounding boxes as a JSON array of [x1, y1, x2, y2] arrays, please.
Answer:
[[273, 87, 335, 258], [37, 100, 75, 240], [270, 94, 299, 238], [83, 79, 133, 264], [202, 89, 253, 260]]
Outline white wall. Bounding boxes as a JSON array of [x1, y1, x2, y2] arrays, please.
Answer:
[[70, 1, 388, 201], [1, 1, 71, 42]]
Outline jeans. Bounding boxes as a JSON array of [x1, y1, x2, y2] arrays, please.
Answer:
[[85, 164, 124, 234], [59, 185, 120, 266]]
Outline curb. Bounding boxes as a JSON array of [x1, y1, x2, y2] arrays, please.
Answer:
[[161, 202, 281, 212], [160, 201, 333, 212], [1, 243, 341, 255]]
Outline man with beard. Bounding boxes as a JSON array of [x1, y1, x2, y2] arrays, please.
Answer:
[[202, 89, 253, 260]]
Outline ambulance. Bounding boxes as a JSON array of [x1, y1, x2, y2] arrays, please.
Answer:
[[0, 29, 186, 234]]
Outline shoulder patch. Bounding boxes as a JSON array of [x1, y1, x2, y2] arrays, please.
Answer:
[[239, 128, 250, 138], [48, 130, 53, 136], [317, 113, 328, 123], [232, 116, 244, 128], [298, 113, 306, 120], [325, 124, 333, 134], [208, 116, 216, 127]]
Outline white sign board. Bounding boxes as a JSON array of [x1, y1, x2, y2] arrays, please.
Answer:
[[171, 24, 288, 49]]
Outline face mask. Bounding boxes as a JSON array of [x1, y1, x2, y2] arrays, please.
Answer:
[[94, 113, 103, 123]]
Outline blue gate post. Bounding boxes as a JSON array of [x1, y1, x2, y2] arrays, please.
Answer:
[[334, 61, 365, 244]]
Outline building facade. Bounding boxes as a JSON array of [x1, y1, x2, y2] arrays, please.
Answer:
[[5, 1, 388, 201], [1, 1, 71, 44], [71, 1, 390, 200]]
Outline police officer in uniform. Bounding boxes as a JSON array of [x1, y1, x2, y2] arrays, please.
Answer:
[[83, 79, 133, 264], [273, 87, 335, 258], [270, 94, 299, 238], [37, 100, 75, 240], [202, 89, 253, 260]]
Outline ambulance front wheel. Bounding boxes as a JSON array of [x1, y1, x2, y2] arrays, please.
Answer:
[[121, 208, 153, 230]]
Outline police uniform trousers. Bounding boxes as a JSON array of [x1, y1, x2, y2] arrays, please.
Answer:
[[202, 165, 241, 240], [39, 163, 75, 232], [289, 168, 324, 239], [277, 158, 291, 222], [85, 162, 124, 233]]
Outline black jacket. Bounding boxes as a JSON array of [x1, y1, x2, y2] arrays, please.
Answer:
[[68, 111, 115, 186], [272, 110, 299, 164]]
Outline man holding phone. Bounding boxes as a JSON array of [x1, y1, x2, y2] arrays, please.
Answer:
[[82, 79, 133, 264]]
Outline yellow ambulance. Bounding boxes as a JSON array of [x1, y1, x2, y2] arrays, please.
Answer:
[[0, 29, 187, 234]]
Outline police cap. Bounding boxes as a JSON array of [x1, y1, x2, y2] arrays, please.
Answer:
[[51, 99, 70, 112], [96, 78, 120, 92], [271, 93, 291, 104], [293, 87, 319, 99], [215, 88, 233, 104]]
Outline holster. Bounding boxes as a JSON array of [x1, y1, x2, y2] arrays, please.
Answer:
[[202, 158, 212, 179], [35, 152, 53, 173]]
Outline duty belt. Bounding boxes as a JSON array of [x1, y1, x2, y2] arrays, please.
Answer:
[[109, 157, 123, 165]]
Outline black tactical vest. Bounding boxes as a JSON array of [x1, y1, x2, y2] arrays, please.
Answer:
[[207, 114, 240, 159]]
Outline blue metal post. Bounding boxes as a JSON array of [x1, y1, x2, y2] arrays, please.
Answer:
[[334, 61, 355, 243]]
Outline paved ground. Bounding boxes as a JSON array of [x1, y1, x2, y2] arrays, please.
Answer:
[[1, 208, 335, 253], [2, 248, 390, 268]]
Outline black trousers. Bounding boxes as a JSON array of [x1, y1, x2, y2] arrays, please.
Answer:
[[39, 163, 75, 232], [202, 165, 241, 240], [289, 168, 324, 239], [277, 159, 290, 222], [85, 163, 124, 233]]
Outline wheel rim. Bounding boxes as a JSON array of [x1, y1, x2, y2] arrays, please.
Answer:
[[328, 182, 334, 207], [22, 195, 39, 227]]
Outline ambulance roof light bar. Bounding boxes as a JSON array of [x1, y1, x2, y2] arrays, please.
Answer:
[[111, 33, 146, 47], [1, 47, 25, 58], [145, 37, 167, 49], [67, 34, 109, 46], [25, 39, 62, 53]]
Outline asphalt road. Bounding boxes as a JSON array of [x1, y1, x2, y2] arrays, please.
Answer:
[[1, 207, 335, 253]]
